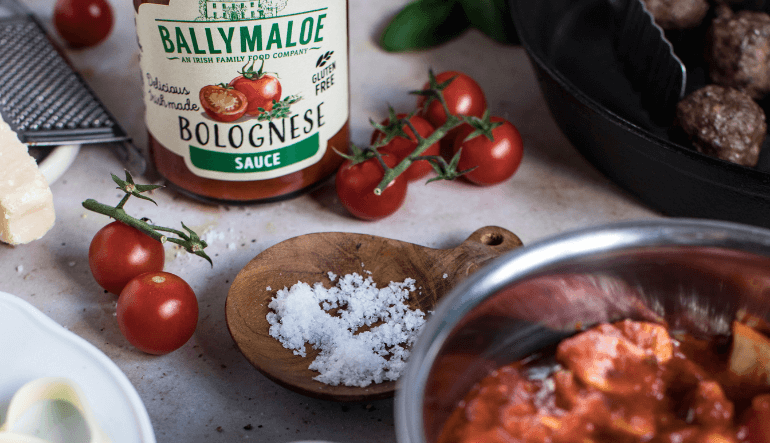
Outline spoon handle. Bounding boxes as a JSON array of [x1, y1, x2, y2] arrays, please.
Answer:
[[437, 226, 523, 279]]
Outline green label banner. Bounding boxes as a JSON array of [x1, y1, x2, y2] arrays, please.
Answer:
[[189, 133, 319, 173]]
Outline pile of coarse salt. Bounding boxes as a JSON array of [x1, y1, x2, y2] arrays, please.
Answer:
[[266, 271, 427, 387]]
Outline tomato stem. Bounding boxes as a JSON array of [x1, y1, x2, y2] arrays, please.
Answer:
[[240, 59, 267, 80], [115, 194, 131, 210], [82, 172, 213, 266], [363, 69, 501, 195], [372, 114, 463, 195], [83, 199, 163, 242]]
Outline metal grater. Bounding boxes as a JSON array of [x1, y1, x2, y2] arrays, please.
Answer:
[[0, 0, 146, 174]]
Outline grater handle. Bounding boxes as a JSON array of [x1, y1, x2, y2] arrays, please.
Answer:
[[114, 141, 148, 177]]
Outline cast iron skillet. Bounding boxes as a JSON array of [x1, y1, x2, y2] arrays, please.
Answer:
[[508, 0, 770, 228]]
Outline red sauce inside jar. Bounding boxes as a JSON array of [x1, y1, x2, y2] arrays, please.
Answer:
[[147, 128, 347, 203]]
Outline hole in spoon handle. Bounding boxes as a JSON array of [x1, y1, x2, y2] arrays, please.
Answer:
[[464, 226, 523, 252]]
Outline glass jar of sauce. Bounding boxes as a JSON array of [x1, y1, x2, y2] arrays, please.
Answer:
[[133, 0, 349, 203]]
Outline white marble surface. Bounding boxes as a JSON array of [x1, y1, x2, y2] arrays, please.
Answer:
[[1, 0, 660, 442]]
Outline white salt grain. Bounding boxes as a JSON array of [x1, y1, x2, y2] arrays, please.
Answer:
[[202, 229, 226, 245], [266, 272, 426, 387]]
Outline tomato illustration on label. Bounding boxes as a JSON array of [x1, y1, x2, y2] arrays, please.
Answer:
[[198, 61, 301, 123], [199, 84, 248, 122], [230, 60, 282, 116]]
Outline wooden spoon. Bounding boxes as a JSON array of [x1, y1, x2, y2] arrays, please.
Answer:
[[225, 226, 522, 402]]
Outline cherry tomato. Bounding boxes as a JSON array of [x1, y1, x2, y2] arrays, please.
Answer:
[[117, 271, 198, 355], [53, 0, 114, 48], [199, 85, 249, 122], [88, 221, 165, 295], [417, 71, 487, 144], [452, 117, 523, 186], [230, 73, 282, 116], [336, 154, 408, 221], [370, 114, 440, 182]]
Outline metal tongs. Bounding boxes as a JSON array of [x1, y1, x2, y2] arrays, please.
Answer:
[[0, 0, 146, 175], [609, 0, 687, 121]]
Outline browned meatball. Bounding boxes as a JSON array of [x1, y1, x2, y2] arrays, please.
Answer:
[[642, 0, 709, 30], [676, 85, 766, 167], [707, 5, 770, 99]]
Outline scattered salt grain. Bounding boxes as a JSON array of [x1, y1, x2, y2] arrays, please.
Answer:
[[202, 229, 226, 245], [442, 273, 448, 279], [266, 272, 427, 387], [15, 265, 23, 273]]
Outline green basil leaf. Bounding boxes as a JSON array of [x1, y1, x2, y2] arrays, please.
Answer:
[[380, 0, 470, 52], [460, 0, 519, 44]]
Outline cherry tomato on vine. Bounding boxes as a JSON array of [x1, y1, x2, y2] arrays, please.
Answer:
[[199, 85, 249, 122], [88, 221, 165, 295], [117, 271, 198, 355], [417, 71, 487, 129], [230, 61, 282, 115], [336, 154, 408, 221], [452, 117, 523, 186], [370, 114, 439, 182], [53, 0, 114, 48]]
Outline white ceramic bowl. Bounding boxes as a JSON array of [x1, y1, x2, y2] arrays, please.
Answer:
[[0, 292, 155, 443]]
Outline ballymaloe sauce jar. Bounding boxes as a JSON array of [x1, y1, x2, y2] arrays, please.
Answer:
[[133, 0, 349, 203]]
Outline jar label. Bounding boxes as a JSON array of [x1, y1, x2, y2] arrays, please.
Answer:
[[136, 0, 348, 181]]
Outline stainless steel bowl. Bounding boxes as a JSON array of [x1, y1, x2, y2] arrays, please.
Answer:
[[395, 219, 770, 443]]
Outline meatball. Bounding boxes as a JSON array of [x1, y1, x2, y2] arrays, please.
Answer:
[[642, 0, 709, 30], [676, 84, 766, 167], [707, 5, 770, 99]]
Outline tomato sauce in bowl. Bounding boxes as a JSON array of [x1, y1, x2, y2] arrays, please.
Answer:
[[438, 319, 770, 443], [395, 220, 770, 443]]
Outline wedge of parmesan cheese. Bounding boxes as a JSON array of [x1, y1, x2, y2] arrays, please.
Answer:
[[0, 121, 55, 245]]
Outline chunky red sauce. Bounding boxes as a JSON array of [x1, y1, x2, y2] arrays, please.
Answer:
[[439, 320, 770, 443]]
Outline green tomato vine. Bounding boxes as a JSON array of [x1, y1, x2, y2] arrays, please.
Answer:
[[339, 70, 502, 195], [82, 172, 213, 266]]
